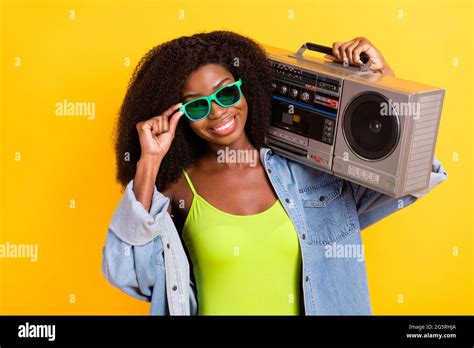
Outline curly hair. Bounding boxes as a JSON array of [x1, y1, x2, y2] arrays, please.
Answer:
[[114, 30, 273, 192]]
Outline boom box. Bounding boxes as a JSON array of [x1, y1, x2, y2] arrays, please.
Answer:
[[261, 42, 445, 198]]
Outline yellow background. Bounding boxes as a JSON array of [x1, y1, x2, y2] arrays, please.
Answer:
[[0, 0, 472, 314]]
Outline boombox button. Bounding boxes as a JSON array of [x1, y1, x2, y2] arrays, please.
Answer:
[[311, 155, 327, 164]]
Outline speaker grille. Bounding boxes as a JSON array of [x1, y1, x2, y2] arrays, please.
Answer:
[[343, 92, 400, 161], [405, 93, 443, 191]]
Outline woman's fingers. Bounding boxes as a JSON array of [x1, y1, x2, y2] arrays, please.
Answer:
[[323, 54, 337, 61], [161, 102, 182, 118], [339, 40, 354, 64], [158, 116, 165, 133], [332, 42, 343, 61], [161, 115, 169, 133], [148, 103, 182, 134], [331, 38, 373, 67], [333, 40, 357, 65], [135, 102, 184, 158], [353, 41, 372, 65], [347, 38, 363, 65], [164, 103, 183, 134], [168, 110, 184, 135]]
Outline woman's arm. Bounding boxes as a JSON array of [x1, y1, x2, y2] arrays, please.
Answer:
[[101, 177, 170, 310], [349, 156, 448, 230], [133, 155, 163, 212], [101, 103, 181, 305]]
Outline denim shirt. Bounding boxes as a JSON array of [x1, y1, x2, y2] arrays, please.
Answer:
[[102, 147, 447, 315]]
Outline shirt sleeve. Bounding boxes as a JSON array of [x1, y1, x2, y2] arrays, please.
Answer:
[[349, 155, 448, 230], [108, 179, 171, 246], [101, 179, 168, 306]]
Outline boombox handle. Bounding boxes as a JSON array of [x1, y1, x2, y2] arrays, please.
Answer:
[[295, 42, 370, 64]]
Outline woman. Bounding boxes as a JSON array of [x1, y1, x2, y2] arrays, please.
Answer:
[[102, 31, 447, 315]]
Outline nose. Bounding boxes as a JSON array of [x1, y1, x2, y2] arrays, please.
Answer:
[[207, 101, 229, 120]]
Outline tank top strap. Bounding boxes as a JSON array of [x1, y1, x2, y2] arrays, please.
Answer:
[[182, 168, 198, 196]]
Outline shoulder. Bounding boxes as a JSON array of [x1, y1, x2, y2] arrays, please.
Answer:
[[161, 165, 196, 221], [161, 171, 185, 214], [264, 147, 345, 190]]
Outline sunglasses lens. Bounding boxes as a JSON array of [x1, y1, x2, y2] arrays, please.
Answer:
[[185, 99, 209, 120], [183, 81, 242, 121], [216, 85, 240, 106]]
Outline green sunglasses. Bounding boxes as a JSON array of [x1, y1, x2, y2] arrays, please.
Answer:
[[179, 78, 243, 121]]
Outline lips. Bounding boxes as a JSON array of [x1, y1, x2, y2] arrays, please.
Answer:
[[208, 115, 238, 135]]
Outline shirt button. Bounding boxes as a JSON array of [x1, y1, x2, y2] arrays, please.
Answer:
[[268, 168, 272, 174], [319, 196, 325, 202], [305, 275, 309, 282], [302, 233, 306, 240], [285, 198, 290, 203], [172, 285, 178, 291], [167, 243, 170, 249]]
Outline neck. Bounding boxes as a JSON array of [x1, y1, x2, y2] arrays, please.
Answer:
[[203, 133, 260, 169]]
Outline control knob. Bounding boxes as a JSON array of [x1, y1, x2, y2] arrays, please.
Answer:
[[301, 91, 310, 101]]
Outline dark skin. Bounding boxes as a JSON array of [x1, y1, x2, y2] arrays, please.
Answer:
[[162, 64, 278, 233], [133, 37, 394, 235]]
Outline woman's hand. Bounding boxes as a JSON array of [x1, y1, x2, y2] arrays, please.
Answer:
[[135, 102, 184, 161], [324, 37, 395, 76], [133, 102, 183, 211]]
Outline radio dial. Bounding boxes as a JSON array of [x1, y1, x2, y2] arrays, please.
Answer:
[[280, 85, 288, 95], [290, 88, 298, 98], [301, 91, 310, 101]]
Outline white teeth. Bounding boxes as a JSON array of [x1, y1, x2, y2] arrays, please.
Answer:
[[212, 116, 235, 131]]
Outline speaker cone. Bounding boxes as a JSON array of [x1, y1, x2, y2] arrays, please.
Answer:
[[343, 92, 400, 161]]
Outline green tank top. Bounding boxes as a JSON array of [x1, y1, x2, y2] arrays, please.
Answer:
[[181, 168, 302, 315]]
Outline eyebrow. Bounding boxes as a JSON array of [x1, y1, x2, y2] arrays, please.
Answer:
[[182, 78, 230, 101]]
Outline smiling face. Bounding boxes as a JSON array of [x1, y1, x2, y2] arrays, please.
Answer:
[[180, 64, 248, 146]]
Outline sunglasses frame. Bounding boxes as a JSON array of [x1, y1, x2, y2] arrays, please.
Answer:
[[179, 78, 243, 121]]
